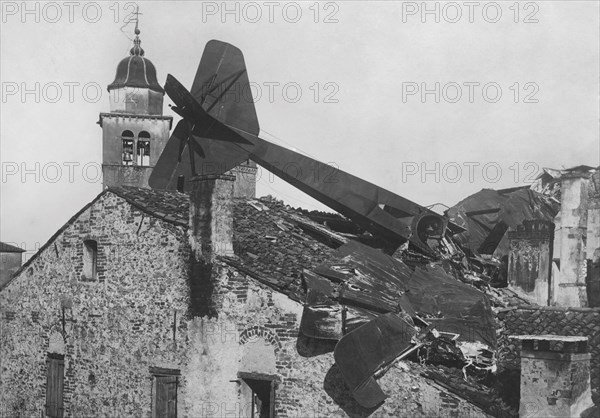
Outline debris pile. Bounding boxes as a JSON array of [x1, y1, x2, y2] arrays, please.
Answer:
[[228, 196, 513, 412], [299, 239, 498, 408]]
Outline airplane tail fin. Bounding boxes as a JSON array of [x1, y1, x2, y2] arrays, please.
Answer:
[[190, 40, 260, 136], [149, 41, 259, 191]]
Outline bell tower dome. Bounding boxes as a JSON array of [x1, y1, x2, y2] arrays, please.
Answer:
[[98, 22, 172, 189]]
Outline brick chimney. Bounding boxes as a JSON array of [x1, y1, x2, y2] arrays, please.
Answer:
[[189, 174, 235, 263], [512, 334, 593, 417]]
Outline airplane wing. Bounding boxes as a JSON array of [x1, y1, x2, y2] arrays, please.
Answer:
[[334, 313, 416, 408]]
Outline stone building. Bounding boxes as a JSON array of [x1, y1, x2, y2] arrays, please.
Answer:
[[451, 166, 600, 308], [0, 180, 494, 417], [505, 166, 600, 307], [554, 166, 600, 307]]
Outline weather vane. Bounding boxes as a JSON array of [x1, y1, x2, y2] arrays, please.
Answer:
[[132, 5, 142, 34], [119, 5, 143, 40]]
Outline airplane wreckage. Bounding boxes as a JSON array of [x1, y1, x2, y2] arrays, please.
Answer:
[[149, 40, 507, 409]]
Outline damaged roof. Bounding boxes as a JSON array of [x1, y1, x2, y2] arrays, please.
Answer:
[[109, 187, 497, 342], [446, 188, 558, 256], [228, 196, 339, 302], [110, 186, 338, 302], [5, 185, 505, 413], [110, 186, 190, 227], [110, 187, 496, 346], [4, 186, 338, 293]]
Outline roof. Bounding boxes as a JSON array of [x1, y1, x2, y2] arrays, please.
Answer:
[[109, 186, 189, 227], [509, 334, 588, 342], [563, 164, 597, 173], [534, 165, 598, 181], [2, 186, 342, 292], [229, 196, 339, 301], [5, 185, 496, 343], [446, 188, 559, 256], [108, 186, 338, 302], [107, 32, 164, 94], [0, 242, 25, 253], [535, 167, 562, 180]]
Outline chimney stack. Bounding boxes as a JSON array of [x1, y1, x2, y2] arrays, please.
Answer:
[[512, 334, 593, 417], [189, 174, 235, 263]]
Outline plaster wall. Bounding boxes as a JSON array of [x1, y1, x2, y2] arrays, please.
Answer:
[[557, 176, 590, 307]]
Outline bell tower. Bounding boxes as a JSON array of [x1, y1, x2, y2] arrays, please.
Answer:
[[98, 22, 172, 189]]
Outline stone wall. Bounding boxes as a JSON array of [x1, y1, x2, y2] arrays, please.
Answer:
[[497, 305, 600, 408], [0, 192, 191, 417]]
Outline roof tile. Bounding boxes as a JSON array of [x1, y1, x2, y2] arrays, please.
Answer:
[[108, 187, 337, 300]]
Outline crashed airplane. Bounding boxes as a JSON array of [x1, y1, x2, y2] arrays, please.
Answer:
[[149, 40, 497, 408]]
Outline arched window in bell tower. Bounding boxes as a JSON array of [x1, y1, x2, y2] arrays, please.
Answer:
[[137, 131, 151, 166], [121, 130, 134, 166]]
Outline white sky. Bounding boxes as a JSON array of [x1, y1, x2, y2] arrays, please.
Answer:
[[1, 1, 599, 259]]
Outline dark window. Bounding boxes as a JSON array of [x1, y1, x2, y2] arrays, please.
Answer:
[[122, 130, 134, 166], [239, 373, 276, 418], [45, 354, 64, 418], [151, 368, 179, 418], [82, 240, 97, 281], [137, 131, 151, 166]]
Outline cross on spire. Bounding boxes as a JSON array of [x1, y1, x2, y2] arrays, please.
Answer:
[[129, 6, 144, 56], [133, 5, 142, 35]]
